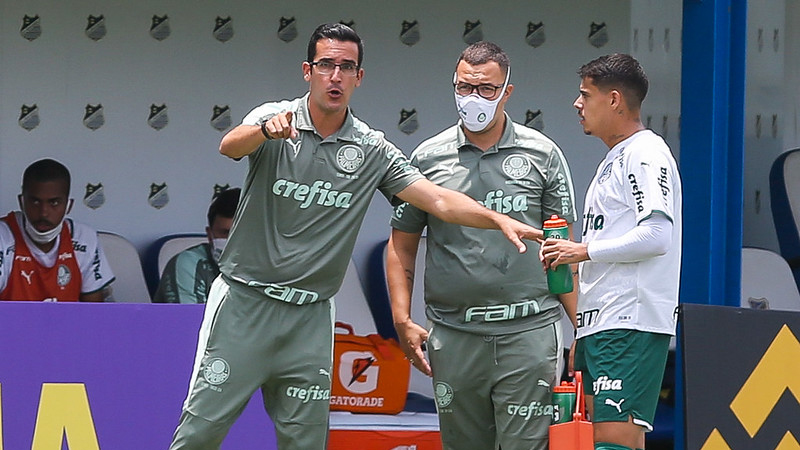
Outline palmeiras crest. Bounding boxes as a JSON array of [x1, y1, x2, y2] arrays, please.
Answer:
[[211, 105, 232, 131], [57, 265, 72, 287], [148, 183, 169, 209], [148, 104, 168, 130], [83, 104, 104, 130], [588, 22, 608, 48], [84, 183, 105, 210], [213, 16, 234, 42], [398, 109, 418, 135], [336, 145, 364, 174], [150, 15, 170, 41], [277, 17, 298, 42], [19, 104, 40, 131], [20, 15, 42, 41], [85, 15, 106, 41], [463, 20, 483, 44], [400, 20, 420, 46], [524, 109, 544, 131], [525, 22, 545, 48]]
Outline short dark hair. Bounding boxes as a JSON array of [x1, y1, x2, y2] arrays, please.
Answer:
[[456, 41, 510, 76], [207, 187, 240, 228], [22, 158, 71, 194], [578, 53, 648, 109], [307, 23, 363, 67]]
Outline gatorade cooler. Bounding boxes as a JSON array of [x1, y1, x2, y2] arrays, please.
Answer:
[[549, 371, 593, 450]]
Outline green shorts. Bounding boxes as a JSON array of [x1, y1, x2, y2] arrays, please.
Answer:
[[169, 276, 335, 450], [573, 329, 670, 431], [428, 321, 561, 450]]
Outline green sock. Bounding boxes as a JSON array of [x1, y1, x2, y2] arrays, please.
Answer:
[[594, 443, 634, 450]]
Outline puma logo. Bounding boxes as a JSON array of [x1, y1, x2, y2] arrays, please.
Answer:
[[286, 138, 302, 156], [604, 398, 625, 413], [318, 368, 330, 379], [21, 270, 34, 284]]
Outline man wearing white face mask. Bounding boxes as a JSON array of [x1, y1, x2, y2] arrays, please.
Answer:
[[154, 188, 240, 304], [0, 158, 115, 302], [387, 42, 578, 450]]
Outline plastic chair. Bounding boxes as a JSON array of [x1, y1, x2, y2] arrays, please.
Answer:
[[770, 147, 800, 293], [97, 232, 151, 302], [741, 247, 800, 311], [142, 233, 206, 296]]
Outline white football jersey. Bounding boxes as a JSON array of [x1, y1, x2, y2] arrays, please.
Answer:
[[577, 130, 682, 337]]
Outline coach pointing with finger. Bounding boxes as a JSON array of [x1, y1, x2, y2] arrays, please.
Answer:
[[169, 23, 544, 450]]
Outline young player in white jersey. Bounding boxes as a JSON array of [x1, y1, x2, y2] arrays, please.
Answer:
[[540, 54, 682, 450]]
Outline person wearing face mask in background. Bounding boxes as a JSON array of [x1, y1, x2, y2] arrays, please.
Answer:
[[0, 158, 115, 302], [386, 41, 578, 450], [153, 188, 240, 304]]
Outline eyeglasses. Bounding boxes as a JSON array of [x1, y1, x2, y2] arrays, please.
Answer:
[[309, 59, 360, 77], [454, 82, 505, 99]]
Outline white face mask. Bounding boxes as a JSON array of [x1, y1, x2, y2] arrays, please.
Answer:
[[23, 214, 63, 245], [454, 69, 510, 133], [211, 238, 227, 264]]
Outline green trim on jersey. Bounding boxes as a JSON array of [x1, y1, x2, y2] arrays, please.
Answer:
[[392, 116, 577, 334]]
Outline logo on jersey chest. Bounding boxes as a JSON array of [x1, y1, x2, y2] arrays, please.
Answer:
[[57, 264, 72, 287], [479, 190, 529, 214], [336, 145, 365, 174], [272, 179, 353, 209], [502, 155, 532, 179]]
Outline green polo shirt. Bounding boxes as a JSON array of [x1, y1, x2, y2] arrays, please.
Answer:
[[219, 93, 423, 304], [392, 116, 577, 334]]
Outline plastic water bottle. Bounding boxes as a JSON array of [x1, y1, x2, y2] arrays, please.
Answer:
[[552, 380, 577, 424], [543, 215, 574, 294]]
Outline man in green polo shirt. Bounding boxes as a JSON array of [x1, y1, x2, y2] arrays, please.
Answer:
[[168, 24, 544, 450], [387, 41, 578, 450]]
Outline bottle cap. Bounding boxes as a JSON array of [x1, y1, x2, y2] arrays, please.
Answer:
[[553, 381, 576, 393], [543, 214, 567, 229]]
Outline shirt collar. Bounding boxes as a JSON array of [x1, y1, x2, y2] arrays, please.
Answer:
[[456, 112, 515, 154], [296, 93, 357, 142]]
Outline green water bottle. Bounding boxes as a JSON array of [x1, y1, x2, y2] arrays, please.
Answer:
[[543, 215, 574, 294], [552, 380, 577, 424]]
